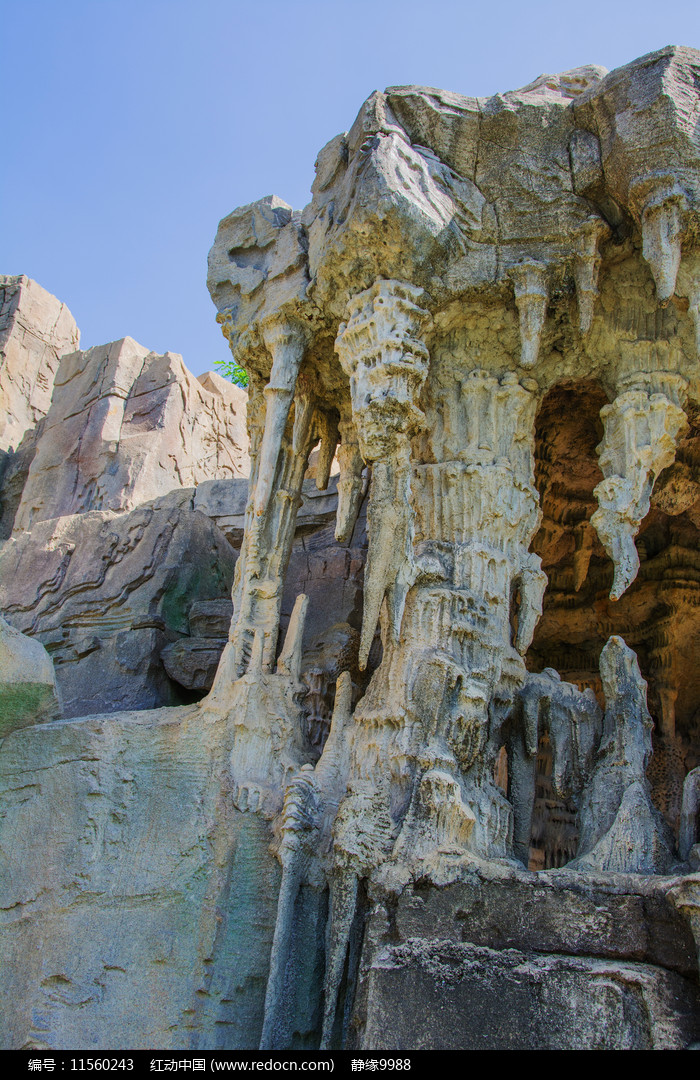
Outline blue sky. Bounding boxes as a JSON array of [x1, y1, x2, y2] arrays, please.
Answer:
[[3, 0, 699, 375]]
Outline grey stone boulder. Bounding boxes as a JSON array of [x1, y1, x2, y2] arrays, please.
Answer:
[[0, 615, 61, 735]]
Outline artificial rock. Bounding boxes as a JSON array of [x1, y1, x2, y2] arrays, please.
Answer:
[[0, 615, 61, 736], [13, 338, 249, 532], [0, 492, 238, 718], [0, 275, 79, 455], [0, 276, 81, 539], [2, 46, 700, 1052]]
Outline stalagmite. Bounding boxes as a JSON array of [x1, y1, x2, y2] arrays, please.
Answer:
[[573, 636, 675, 874], [276, 593, 308, 681]]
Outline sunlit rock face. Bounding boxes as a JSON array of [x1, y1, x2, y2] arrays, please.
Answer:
[[2, 47, 700, 1053]]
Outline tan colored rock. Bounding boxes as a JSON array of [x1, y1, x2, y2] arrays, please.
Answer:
[[0, 276, 79, 454], [13, 338, 249, 532]]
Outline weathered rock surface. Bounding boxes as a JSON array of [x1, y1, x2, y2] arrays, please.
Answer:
[[360, 941, 699, 1050], [0, 275, 79, 454], [160, 599, 234, 691], [13, 338, 249, 532], [0, 277, 81, 539], [353, 869, 700, 1050], [3, 47, 700, 1053], [0, 492, 238, 717], [574, 636, 675, 873], [0, 615, 61, 735], [162, 476, 367, 697], [0, 703, 281, 1050]]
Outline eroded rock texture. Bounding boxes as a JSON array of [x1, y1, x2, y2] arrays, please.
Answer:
[[0, 276, 80, 539], [0, 297, 254, 718], [13, 338, 249, 531], [0, 492, 238, 717], [0, 275, 79, 455], [3, 46, 700, 1052]]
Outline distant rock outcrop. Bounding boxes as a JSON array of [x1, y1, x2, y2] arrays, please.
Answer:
[[0, 275, 79, 455], [13, 337, 249, 532]]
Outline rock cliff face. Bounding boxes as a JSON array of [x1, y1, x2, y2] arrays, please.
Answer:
[[2, 47, 700, 1052], [0, 276, 81, 540], [0, 293, 253, 717], [0, 275, 80, 455], [13, 338, 249, 531]]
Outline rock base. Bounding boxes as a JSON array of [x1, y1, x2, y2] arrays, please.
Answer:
[[353, 866, 700, 1051]]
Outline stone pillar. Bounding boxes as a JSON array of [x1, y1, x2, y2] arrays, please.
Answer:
[[212, 317, 315, 686], [335, 278, 432, 669]]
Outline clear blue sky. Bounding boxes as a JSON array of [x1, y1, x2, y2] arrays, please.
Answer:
[[3, 0, 699, 376]]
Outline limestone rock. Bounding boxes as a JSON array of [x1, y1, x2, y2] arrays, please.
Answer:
[[188, 598, 235, 639], [4, 47, 700, 1054], [360, 941, 699, 1050], [0, 493, 238, 717], [574, 636, 675, 873], [161, 479, 367, 698], [201, 46, 700, 1051], [355, 868, 700, 1050], [0, 614, 61, 735], [160, 638, 225, 691], [0, 702, 283, 1050], [160, 600, 234, 691], [0, 276, 79, 454], [13, 338, 249, 532]]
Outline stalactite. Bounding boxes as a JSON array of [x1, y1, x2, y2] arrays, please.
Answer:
[[509, 261, 548, 369], [591, 373, 688, 599], [574, 218, 610, 334], [314, 409, 340, 492], [335, 416, 366, 545], [335, 279, 432, 668], [255, 318, 310, 517], [633, 177, 687, 305]]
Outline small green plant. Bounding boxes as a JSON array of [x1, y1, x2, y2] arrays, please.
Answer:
[[214, 357, 249, 388]]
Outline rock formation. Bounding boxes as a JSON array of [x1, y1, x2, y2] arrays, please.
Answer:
[[13, 337, 249, 532], [2, 46, 700, 1052], [0, 275, 79, 455], [0, 276, 80, 539]]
